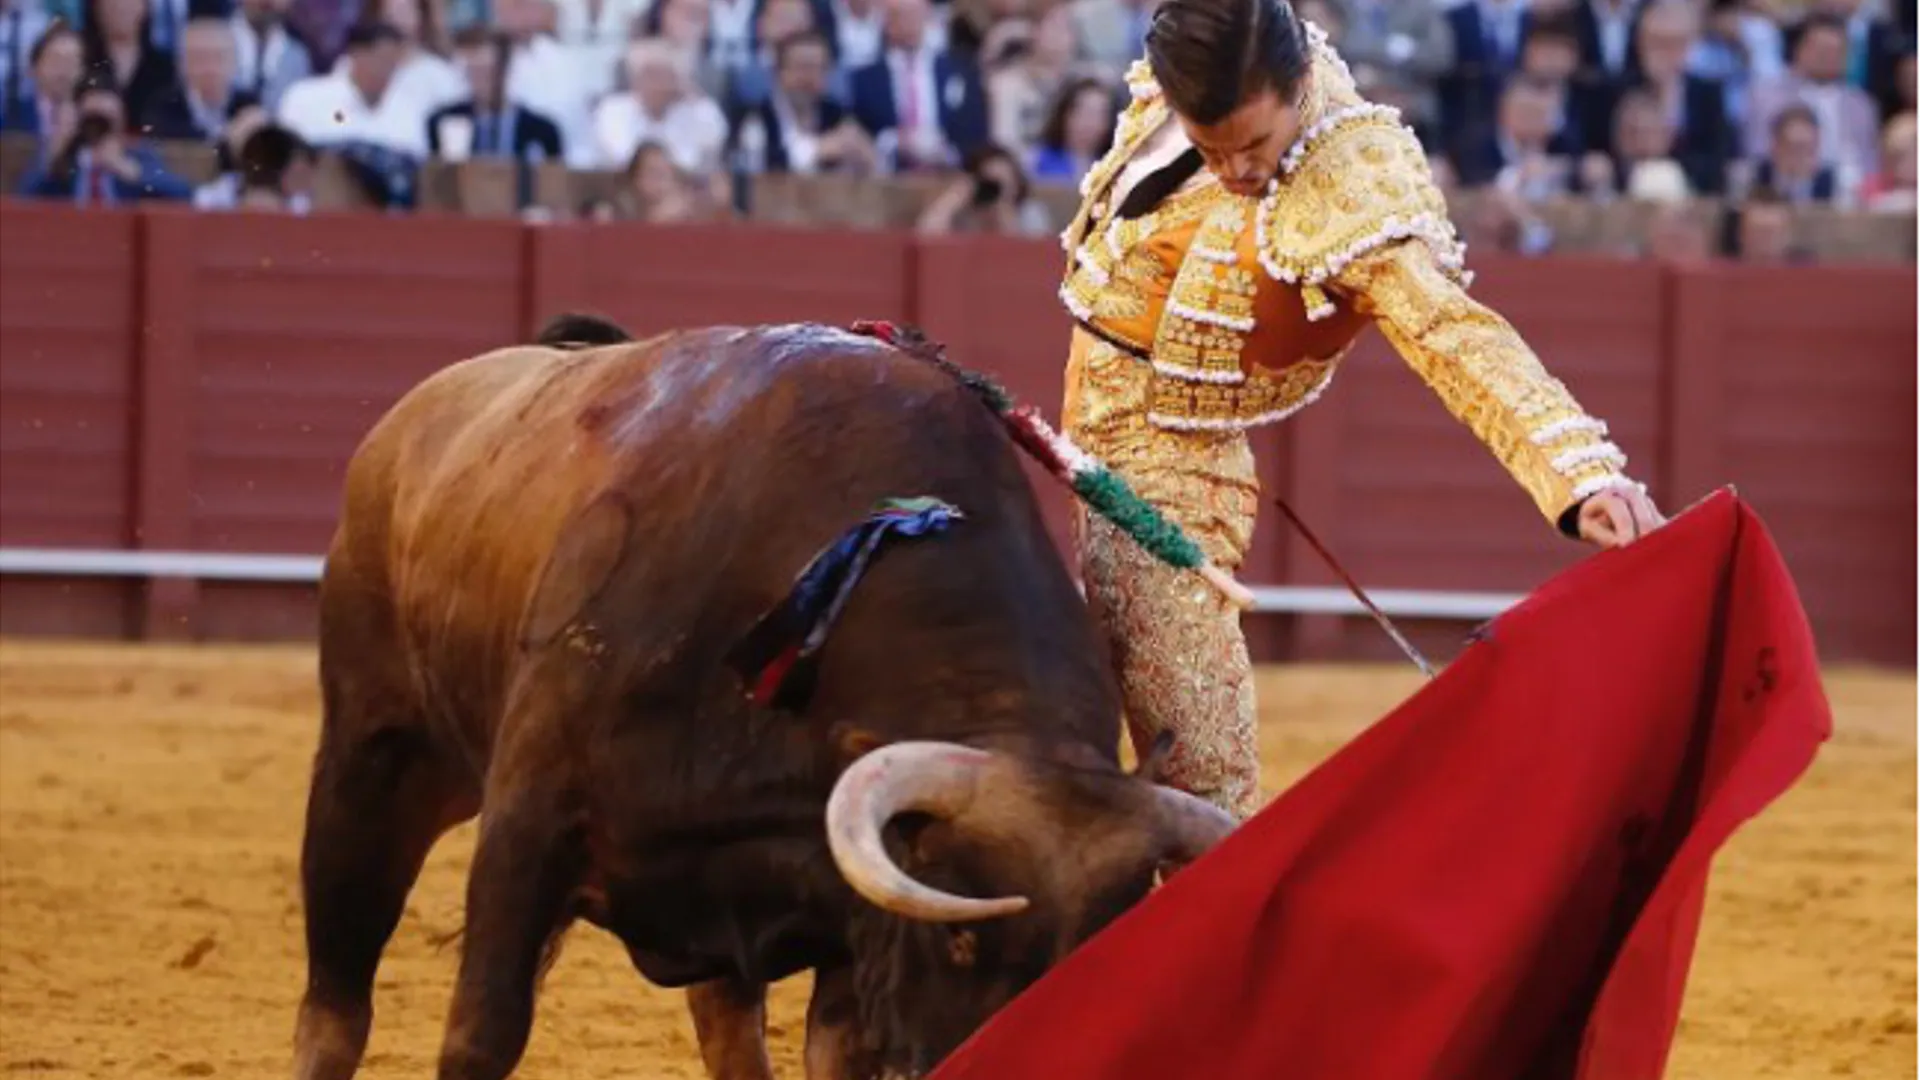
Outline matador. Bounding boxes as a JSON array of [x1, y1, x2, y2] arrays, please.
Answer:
[[1060, 0, 1666, 820]]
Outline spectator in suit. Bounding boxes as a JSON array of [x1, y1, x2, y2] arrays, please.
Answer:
[[1879, 36, 1912, 120], [81, 0, 182, 128], [427, 25, 564, 162], [1691, 0, 1785, 131], [277, 20, 430, 157], [1749, 101, 1840, 202], [1577, 83, 1694, 197], [1600, 0, 1733, 192], [1746, 14, 1882, 188], [1517, 13, 1603, 152], [496, 0, 596, 167], [848, 0, 987, 172], [1786, 0, 1905, 110], [1439, 0, 1537, 173], [229, 0, 311, 113], [723, 0, 817, 111], [1478, 74, 1578, 196], [145, 0, 230, 57], [1571, 0, 1646, 84], [1, 20, 80, 139], [1, 0, 52, 122], [143, 16, 255, 140], [726, 29, 875, 173], [1066, 0, 1154, 82], [818, 0, 884, 72], [1026, 74, 1115, 185], [1331, 0, 1453, 134], [592, 36, 728, 174], [16, 75, 193, 201]]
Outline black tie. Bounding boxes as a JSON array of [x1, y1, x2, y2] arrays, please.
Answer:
[[252, 26, 269, 99], [1116, 147, 1204, 220]]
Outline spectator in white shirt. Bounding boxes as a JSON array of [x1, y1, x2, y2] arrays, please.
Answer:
[[277, 21, 430, 158], [497, 0, 600, 167], [347, 0, 467, 117], [593, 36, 728, 174], [549, 0, 649, 95]]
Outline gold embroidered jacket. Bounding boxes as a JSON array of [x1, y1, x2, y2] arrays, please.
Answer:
[[1057, 24, 1638, 530]]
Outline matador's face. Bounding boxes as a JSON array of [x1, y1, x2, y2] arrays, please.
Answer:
[[1175, 83, 1307, 199]]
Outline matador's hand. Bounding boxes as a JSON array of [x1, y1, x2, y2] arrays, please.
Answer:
[[1577, 487, 1666, 550]]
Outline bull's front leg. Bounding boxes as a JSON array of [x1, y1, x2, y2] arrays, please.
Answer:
[[687, 976, 775, 1080], [803, 965, 862, 1080]]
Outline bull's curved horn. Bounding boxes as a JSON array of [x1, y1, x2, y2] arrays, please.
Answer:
[[1150, 785, 1239, 866], [825, 741, 1033, 923]]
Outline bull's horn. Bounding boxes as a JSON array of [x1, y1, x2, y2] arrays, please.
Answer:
[[825, 741, 1033, 923], [1150, 785, 1239, 865]]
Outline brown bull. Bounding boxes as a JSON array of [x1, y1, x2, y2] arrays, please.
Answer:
[[293, 316, 1235, 1080]]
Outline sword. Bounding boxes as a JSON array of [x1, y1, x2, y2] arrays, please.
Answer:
[[1273, 497, 1438, 679]]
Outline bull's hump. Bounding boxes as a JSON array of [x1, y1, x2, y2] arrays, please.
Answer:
[[584, 322, 940, 443]]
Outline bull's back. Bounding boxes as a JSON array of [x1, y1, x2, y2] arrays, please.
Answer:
[[324, 324, 958, 743]]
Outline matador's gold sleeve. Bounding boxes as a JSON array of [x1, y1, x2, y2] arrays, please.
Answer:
[[1333, 241, 1637, 532]]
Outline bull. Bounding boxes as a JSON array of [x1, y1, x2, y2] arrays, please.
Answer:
[[292, 315, 1236, 1080]]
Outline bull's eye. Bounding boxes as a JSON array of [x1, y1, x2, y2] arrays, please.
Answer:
[[947, 929, 978, 968]]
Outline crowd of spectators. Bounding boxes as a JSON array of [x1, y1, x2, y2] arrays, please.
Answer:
[[0, 0, 1911, 253]]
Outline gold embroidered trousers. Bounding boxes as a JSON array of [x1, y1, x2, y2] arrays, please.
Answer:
[[1064, 331, 1264, 821]]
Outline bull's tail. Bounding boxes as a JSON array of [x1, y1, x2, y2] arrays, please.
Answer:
[[534, 312, 635, 349]]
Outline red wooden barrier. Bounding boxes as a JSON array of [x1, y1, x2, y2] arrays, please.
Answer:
[[0, 199, 1911, 665]]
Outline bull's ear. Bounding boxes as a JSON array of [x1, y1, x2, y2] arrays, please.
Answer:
[[829, 723, 888, 768], [1133, 730, 1177, 783]]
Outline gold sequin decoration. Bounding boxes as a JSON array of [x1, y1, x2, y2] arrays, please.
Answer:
[[1064, 332, 1263, 821], [1334, 241, 1627, 524]]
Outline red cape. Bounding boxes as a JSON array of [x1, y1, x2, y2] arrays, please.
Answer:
[[931, 488, 1832, 1080]]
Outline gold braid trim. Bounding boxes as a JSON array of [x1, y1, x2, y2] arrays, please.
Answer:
[[1151, 200, 1256, 386], [1333, 242, 1638, 527], [1255, 103, 1468, 323]]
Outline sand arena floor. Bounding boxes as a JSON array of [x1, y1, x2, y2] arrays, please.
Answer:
[[0, 640, 1911, 1079]]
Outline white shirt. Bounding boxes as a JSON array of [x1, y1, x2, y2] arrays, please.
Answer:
[[831, 0, 884, 69], [550, 0, 650, 98], [339, 49, 468, 121], [592, 91, 729, 173], [1590, 0, 1638, 75], [506, 34, 600, 169], [708, 0, 757, 73], [1109, 117, 1203, 208], [276, 70, 433, 159]]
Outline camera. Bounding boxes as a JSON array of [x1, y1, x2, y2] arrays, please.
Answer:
[[73, 112, 114, 148]]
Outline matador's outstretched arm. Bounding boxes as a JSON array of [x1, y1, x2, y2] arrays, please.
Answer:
[[1332, 241, 1644, 537]]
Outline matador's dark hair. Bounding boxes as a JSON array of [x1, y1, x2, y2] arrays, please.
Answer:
[[1145, 0, 1313, 126]]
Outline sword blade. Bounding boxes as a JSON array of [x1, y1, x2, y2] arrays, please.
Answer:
[[1273, 497, 1438, 679]]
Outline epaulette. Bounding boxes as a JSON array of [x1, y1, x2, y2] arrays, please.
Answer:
[[1256, 24, 1469, 320]]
